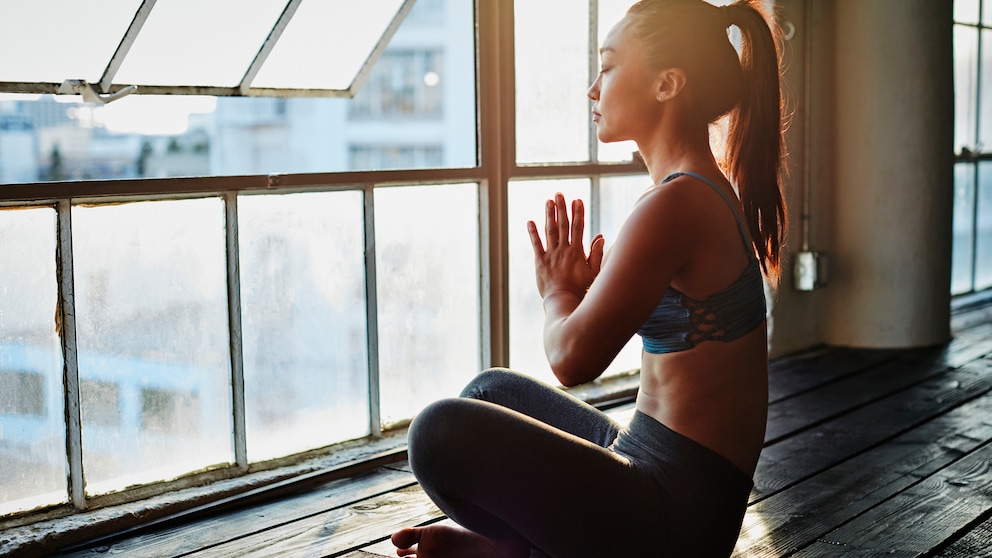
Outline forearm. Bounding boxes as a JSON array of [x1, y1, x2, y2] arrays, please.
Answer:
[[542, 290, 587, 386]]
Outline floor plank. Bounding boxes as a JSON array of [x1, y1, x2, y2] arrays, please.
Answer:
[[753, 357, 992, 500], [58, 468, 416, 558], [184, 485, 442, 558], [733, 389, 992, 557], [934, 513, 992, 557], [791, 441, 992, 557]]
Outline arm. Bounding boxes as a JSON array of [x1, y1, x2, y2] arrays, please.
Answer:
[[527, 186, 698, 386]]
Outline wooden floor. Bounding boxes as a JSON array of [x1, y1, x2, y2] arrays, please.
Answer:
[[53, 297, 992, 557]]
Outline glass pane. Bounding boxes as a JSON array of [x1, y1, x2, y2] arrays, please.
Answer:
[[239, 192, 370, 462], [955, 0, 980, 24], [115, 0, 288, 87], [515, 0, 590, 164], [976, 161, 992, 289], [976, 0, 992, 26], [72, 199, 232, 495], [953, 163, 976, 294], [599, 174, 652, 375], [980, 29, 992, 153], [0, 1, 475, 184], [252, 0, 405, 90], [596, 0, 640, 163], [376, 184, 481, 426], [0, 0, 142, 83], [508, 179, 591, 385], [954, 25, 979, 156], [0, 207, 66, 516]]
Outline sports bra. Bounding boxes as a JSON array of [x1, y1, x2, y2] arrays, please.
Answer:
[[637, 172, 766, 354]]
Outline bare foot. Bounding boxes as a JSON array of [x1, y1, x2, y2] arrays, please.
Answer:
[[391, 523, 530, 558]]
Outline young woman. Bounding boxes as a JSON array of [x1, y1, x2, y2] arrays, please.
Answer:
[[392, 0, 786, 555]]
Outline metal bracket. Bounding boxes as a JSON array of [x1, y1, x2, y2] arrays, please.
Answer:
[[57, 79, 137, 105]]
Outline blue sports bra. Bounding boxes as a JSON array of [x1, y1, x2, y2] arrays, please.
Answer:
[[637, 172, 766, 354]]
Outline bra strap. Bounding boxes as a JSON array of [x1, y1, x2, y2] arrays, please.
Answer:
[[662, 171, 752, 252]]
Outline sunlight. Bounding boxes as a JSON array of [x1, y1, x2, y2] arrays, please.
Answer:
[[734, 509, 771, 555]]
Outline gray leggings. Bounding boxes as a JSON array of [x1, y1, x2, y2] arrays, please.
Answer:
[[407, 368, 753, 557]]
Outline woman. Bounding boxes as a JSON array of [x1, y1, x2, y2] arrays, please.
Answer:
[[392, 0, 786, 556]]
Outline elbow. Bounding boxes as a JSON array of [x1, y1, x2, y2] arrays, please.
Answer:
[[546, 343, 601, 387]]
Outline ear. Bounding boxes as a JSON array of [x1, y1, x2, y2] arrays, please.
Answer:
[[654, 67, 688, 103]]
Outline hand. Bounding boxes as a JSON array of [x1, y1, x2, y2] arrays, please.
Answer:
[[527, 193, 605, 299]]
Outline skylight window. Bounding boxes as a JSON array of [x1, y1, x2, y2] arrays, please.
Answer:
[[0, 0, 414, 99]]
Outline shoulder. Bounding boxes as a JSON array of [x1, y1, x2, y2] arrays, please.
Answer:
[[621, 174, 714, 245]]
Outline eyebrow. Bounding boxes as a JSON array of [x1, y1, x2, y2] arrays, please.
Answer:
[[599, 46, 614, 55]]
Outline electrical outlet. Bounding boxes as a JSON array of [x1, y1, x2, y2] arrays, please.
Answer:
[[794, 251, 827, 291]]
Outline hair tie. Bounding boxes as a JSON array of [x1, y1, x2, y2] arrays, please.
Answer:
[[720, 4, 733, 29]]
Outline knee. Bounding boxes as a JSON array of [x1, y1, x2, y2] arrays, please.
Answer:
[[408, 398, 473, 456], [459, 367, 526, 399], [407, 398, 480, 480]]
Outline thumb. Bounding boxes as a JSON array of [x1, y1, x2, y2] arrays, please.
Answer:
[[588, 234, 605, 274]]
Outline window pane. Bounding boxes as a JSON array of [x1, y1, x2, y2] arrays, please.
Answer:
[[376, 184, 481, 426], [72, 199, 232, 495], [976, 161, 992, 289], [350, 50, 444, 120], [976, 0, 992, 26], [980, 29, 992, 153], [953, 163, 977, 294], [252, 0, 406, 90], [508, 179, 591, 385], [0, 207, 66, 516], [238, 192, 370, 462], [0, 0, 142, 83], [599, 174, 652, 375], [115, 0, 288, 87], [955, 0, 980, 24], [955, 25, 979, 156], [515, 0, 590, 164]]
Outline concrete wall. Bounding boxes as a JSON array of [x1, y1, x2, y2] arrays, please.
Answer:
[[770, 0, 954, 355]]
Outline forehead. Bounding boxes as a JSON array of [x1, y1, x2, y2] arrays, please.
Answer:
[[600, 17, 634, 57]]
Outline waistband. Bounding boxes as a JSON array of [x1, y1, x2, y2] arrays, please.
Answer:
[[613, 410, 754, 496]]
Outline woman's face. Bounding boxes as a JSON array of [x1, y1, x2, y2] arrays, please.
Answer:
[[587, 18, 662, 144]]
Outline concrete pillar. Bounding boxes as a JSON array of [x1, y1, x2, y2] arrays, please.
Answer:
[[822, 0, 954, 348]]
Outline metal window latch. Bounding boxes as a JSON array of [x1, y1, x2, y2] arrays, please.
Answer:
[[57, 79, 138, 105]]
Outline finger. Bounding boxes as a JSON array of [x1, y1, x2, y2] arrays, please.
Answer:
[[545, 199, 559, 246], [527, 220, 546, 257], [555, 193, 570, 245], [570, 199, 585, 248], [588, 234, 605, 275]]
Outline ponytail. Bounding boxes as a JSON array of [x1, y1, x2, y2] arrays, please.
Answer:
[[722, 0, 788, 283]]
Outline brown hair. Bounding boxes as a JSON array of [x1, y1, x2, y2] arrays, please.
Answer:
[[625, 0, 788, 281]]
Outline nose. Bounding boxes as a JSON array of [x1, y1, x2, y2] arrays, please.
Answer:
[[587, 75, 600, 101]]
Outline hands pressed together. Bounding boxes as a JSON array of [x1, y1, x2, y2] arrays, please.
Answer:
[[527, 193, 605, 303]]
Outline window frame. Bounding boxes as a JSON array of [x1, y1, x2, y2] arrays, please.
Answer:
[[0, 0, 644, 524], [954, 0, 992, 295]]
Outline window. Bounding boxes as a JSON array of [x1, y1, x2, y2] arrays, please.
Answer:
[[80, 380, 120, 427], [0, 371, 45, 417], [0, 0, 647, 523], [349, 144, 444, 171], [140, 388, 201, 434], [953, 0, 992, 294], [350, 50, 444, 120]]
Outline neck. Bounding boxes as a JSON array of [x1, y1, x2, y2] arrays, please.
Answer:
[[636, 120, 720, 185]]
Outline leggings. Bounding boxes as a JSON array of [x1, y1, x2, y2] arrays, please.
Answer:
[[407, 368, 753, 557]]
